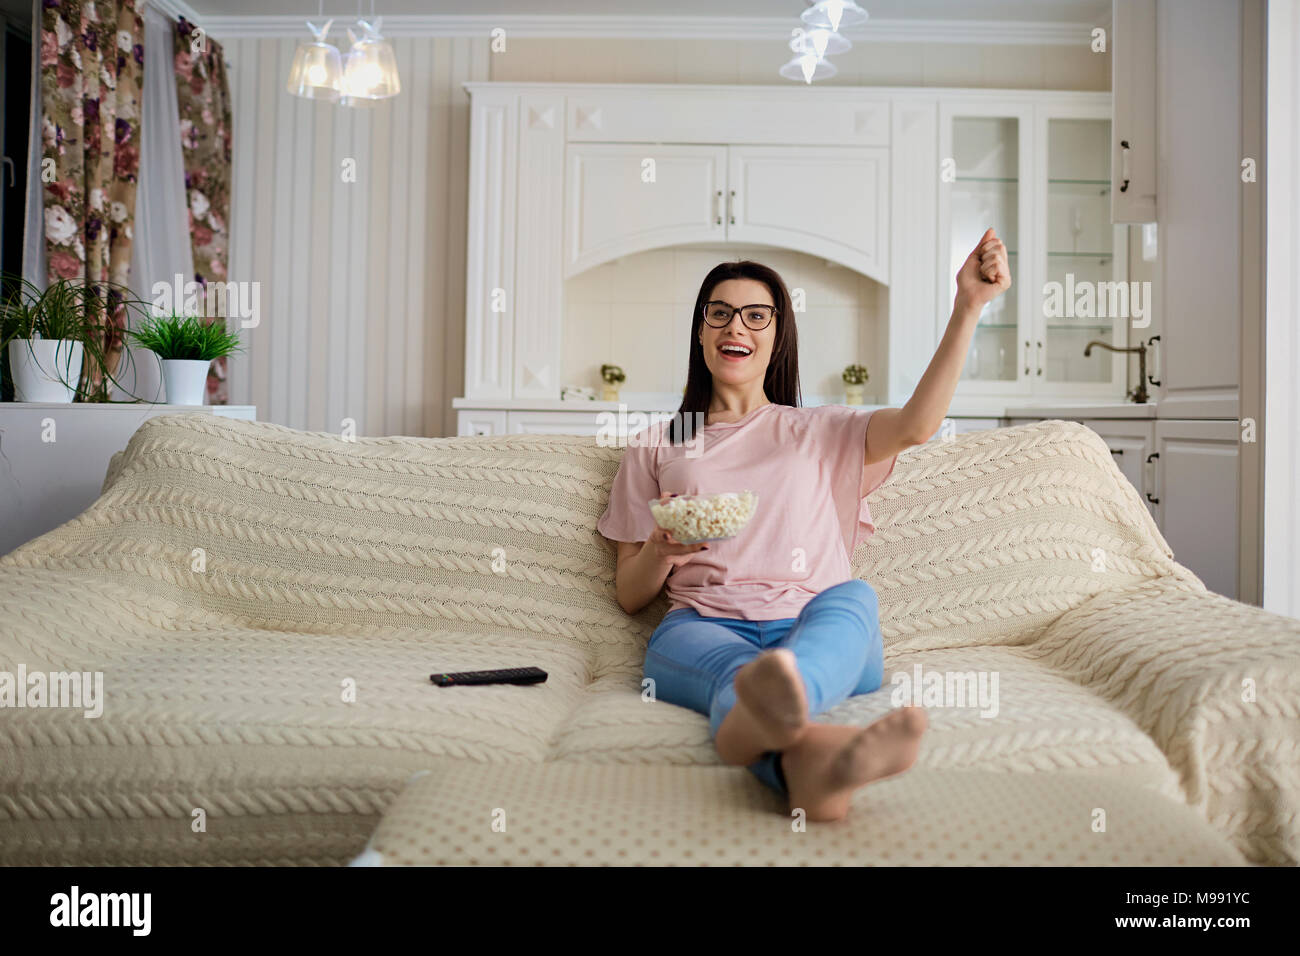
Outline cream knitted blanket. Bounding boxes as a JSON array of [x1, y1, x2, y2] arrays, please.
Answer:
[[0, 413, 1294, 865]]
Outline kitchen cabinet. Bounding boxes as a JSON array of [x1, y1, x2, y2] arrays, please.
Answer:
[[941, 99, 1128, 402], [1150, 419, 1240, 600], [563, 143, 889, 282], [1110, 0, 1158, 223], [564, 144, 727, 276], [465, 82, 1115, 418]]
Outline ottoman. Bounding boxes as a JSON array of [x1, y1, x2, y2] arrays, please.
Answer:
[[350, 759, 1247, 866]]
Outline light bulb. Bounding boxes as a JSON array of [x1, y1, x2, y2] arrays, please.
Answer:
[[810, 29, 830, 57], [826, 0, 845, 32], [308, 64, 326, 85], [800, 54, 817, 84]]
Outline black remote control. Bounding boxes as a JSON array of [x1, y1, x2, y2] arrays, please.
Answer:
[[429, 666, 548, 687]]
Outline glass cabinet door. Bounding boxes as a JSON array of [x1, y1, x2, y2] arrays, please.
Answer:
[[1041, 117, 1127, 386], [944, 113, 1027, 386]]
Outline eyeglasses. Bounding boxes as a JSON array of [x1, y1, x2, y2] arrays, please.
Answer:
[[702, 301, 777, 331]]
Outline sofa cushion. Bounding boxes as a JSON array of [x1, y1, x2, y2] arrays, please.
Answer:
[[859, 419, 1192, 652], [356, 760, 1244, 866], [551, 645, 1184, 800]]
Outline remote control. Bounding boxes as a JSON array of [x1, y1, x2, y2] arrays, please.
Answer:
[[429, 666, 548, 687]]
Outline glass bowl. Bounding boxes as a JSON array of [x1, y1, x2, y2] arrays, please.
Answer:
[[647, 491, 759, 544]]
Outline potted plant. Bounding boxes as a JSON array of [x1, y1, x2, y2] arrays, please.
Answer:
[[126, 312, 243, 406], [600, 363, 625, 402], [842, 364, 869, 405], [1, 274, 157, 403], [1, 277, 94, 403]]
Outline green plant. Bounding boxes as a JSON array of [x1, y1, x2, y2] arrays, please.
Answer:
[[842, 364, 869, 385], [127, 312, 244, 362], [0, 274, 151, 403], [601, 363, 626, 385]]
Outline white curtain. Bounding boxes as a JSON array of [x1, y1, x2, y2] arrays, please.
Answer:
[[117, 2, 194, 401], [19, 0, 42, 289]]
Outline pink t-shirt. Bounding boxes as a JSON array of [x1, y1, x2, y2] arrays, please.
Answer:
[[596, 403, 897, 621]]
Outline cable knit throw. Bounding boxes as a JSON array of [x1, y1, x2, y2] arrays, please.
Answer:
[[0, 413, 1295, 865]]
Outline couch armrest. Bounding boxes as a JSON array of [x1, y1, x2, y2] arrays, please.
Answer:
[[1032, 575, 1300, 864]]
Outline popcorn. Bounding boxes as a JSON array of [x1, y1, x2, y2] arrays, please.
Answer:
[[648, 491, 758, 544]]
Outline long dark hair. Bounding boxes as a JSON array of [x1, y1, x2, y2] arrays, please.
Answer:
[[667, 259, 802, 444]]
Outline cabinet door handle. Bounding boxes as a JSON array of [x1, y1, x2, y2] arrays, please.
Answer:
[[713, 190, 721, 225], [1147, 334, 1161, 386], [728, 189, 735, 225], [1036, 340, 1043, 376], [1144, 451, 1160, 504], [1119, 139, 1132, 193], [1024, 340, 1031, 376], [1108, 447, 1124, 455]]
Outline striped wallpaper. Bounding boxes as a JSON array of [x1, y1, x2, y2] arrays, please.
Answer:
[[224, 35, 490, 438]]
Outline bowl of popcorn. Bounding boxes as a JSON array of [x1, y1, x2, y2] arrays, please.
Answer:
[[647, 491, 759, 544]]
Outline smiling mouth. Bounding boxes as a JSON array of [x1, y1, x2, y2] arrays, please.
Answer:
[[718, 345, 753, 359]]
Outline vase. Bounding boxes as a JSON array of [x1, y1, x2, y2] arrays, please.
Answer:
[[602, 383, 620, 402], [8, 339, 84, 403], [160, 359, 212, 405], [844, 383, 865, 405]]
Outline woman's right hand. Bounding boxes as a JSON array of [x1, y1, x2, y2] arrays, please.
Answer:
[[647, 494, 709, 568]]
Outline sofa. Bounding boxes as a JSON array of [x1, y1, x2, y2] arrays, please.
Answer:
[[0, 412, 1295, 866]]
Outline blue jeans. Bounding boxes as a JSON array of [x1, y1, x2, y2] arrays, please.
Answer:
[[643, 578, 885, 796]]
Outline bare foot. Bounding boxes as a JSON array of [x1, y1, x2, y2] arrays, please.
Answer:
[[714, 649, 810, 766], [782, 707, 928, 822]]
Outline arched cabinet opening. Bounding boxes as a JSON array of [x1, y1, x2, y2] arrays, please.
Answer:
[[563, 244, 888, 408]]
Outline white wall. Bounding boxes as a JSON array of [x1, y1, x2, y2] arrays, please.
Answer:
[[225, 36, 490, 438]]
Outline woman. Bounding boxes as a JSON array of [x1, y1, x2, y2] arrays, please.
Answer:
[[597, 229, 1011, 822]]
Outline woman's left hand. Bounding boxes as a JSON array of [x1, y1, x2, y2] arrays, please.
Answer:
[[955, 227, 1011, 311]]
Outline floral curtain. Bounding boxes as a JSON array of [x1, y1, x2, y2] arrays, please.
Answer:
[[40, 0, 145, 399], [174, 16, 233, 404]]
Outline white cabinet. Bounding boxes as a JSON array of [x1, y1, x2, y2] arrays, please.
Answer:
[[564, 144, 727, 276], [1150, 419, 1240, 600], [941, 98, 1127, 403], [563, 143, 889, 282], [1152, 0, 1244, 421], [1111, 0, 1158, 222], [726, 146, 889, 280]]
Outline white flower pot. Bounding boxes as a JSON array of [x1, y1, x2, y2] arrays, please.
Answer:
[[160, 358, 212, 405], [7, 339, 84, 403]]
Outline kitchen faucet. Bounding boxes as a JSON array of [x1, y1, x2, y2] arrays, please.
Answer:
[[1083, 340, 1150, 403]]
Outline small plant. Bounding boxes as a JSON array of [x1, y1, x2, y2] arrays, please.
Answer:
[[127, 312, 244, 361], [842, 364, 869, 385], [1, 274, 149, 402], [601, 364, 626, 385]]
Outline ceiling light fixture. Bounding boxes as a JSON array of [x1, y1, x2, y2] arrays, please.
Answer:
[[779, 51, 839, 84], [801, 0, 869, 33], [790, 26, 851, 58], [286, 15, 343, 101], [341, 16, 401, 105]]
